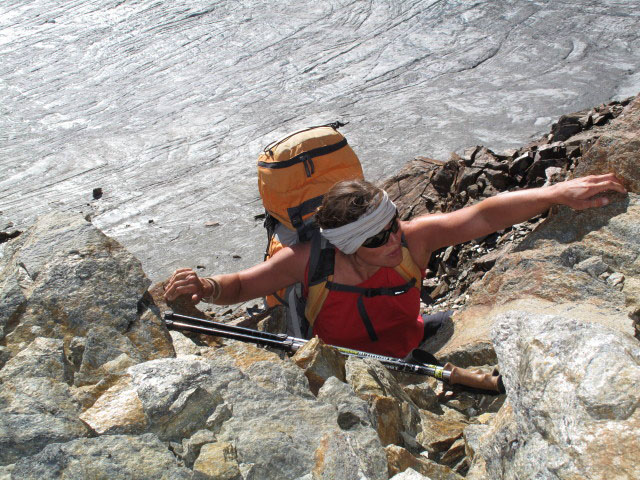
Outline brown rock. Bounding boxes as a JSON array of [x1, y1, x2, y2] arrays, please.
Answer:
[[574, 95, 640, 192], [291, 336, 346, 395], [431, 160, 460, 195], [417, 409, 467, 453], [215, 341, 282, 372], [381, 157, 447, 219], [402, 383, 439, 411], [472, 148, 507, 171], [193, 442, 242, 480], [424, 95, 639, 363], [550, 114, 583, 142], [79, 375, 148, 435], [440, 437, 467, 467], [385, 445, 464, 480], [371, 395, 403, 446]]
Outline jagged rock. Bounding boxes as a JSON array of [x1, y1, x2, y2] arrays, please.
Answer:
[[0, 212, 175, 382], [475, 312, 640, 479], [462, 421, 495, 479], [381, 158, 447, 219], [78, 350, 388, 480], [0, 337, 71, 384], [214, 341, 283, 371], [574, 96, 640, 192], [83, 356, 235, 441], [439, 437, 466, 467], [441, 391, 477, 415], [385, 445, 463, 480], [371, 395, 404, 446], [317, 376, 372, 430], [172, 428, 217, 468], [483, 170, 510, 190], [416, 409, 467, 454], [402, 383, 439, 411], [508, 152, 533, 176], [574, 255, 610, 277], [544, 166, 564, 185], [455, 166, 482, 194], [242, 357, 316, 399], [215, 354, 386, 480], [193, 442, 242, 480], [345, 357, 422, 447], [79, 374, 149, 435], [388, 468, 431, 480], [525, 156, 566, 183], [9, 433, 193, 479], [292, 336, 346, 395], [430, 160, 459, 195], [550, 114, 583, 142], [312, 429, 386, 480], [169, 329, 205, 356], [535, 142, 566, 160], [2, 96, 639, 478], [607, 272, 625, 288], [0, 376, 89, 465], [470, 148, 504, 171]]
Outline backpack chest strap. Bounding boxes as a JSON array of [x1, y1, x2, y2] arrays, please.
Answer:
[[325, 278, 416, 297]]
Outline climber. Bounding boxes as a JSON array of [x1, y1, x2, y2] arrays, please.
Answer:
[[164, 173, 626, 359]]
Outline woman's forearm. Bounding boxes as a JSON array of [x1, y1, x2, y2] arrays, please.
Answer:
[[474, 173, 626, 234], [472, 186, 555, 233]]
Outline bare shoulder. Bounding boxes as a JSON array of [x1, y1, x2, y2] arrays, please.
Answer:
[[401, 217, 439, 270]]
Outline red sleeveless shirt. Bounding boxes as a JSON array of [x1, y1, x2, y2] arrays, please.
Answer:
[[306, 264, 424, 358]]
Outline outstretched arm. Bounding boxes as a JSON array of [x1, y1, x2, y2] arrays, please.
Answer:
[[164, 242, 310, 305], [405, 173, 627, 261]]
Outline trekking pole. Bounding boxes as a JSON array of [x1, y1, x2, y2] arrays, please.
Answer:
[[164, 311, 304, 353], [164, 311, 504, 393]]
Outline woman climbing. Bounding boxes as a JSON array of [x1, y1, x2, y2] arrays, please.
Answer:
[[164, 173, 626, 359]]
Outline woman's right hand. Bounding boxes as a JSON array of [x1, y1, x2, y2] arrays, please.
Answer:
[[163, 268, 210, 304]]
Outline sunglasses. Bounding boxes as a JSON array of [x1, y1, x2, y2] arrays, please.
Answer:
[[361, 213, 400, 249]]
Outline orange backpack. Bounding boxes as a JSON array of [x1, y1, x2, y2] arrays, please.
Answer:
[[257, 122, 364, 310], [258, 122, 363, 239]]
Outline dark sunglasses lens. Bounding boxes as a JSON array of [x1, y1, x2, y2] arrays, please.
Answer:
[[362, 231, 388, 248], [362, 218, 398, 248]]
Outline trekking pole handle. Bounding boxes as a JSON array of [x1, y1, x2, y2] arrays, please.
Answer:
[[444, 363, 505, 393]]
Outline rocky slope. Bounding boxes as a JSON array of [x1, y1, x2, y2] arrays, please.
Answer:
[[0, 96, 638, 479]]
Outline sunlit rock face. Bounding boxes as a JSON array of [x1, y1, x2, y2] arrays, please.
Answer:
[[2, 0, 639, 282]]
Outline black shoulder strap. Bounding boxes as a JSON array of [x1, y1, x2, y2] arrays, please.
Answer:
[[308, 231, 335, 286]]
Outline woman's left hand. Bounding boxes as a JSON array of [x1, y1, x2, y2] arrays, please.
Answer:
[[549, 173, 627, 210]]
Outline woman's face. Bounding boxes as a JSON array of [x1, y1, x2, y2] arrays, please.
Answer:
[[354, 220, 404, 267]]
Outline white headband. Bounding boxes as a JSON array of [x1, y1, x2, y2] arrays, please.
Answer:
[[320, 191, 397, 254]]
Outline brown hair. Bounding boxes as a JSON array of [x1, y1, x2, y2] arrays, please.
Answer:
[[315, 179, 383, 229]]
